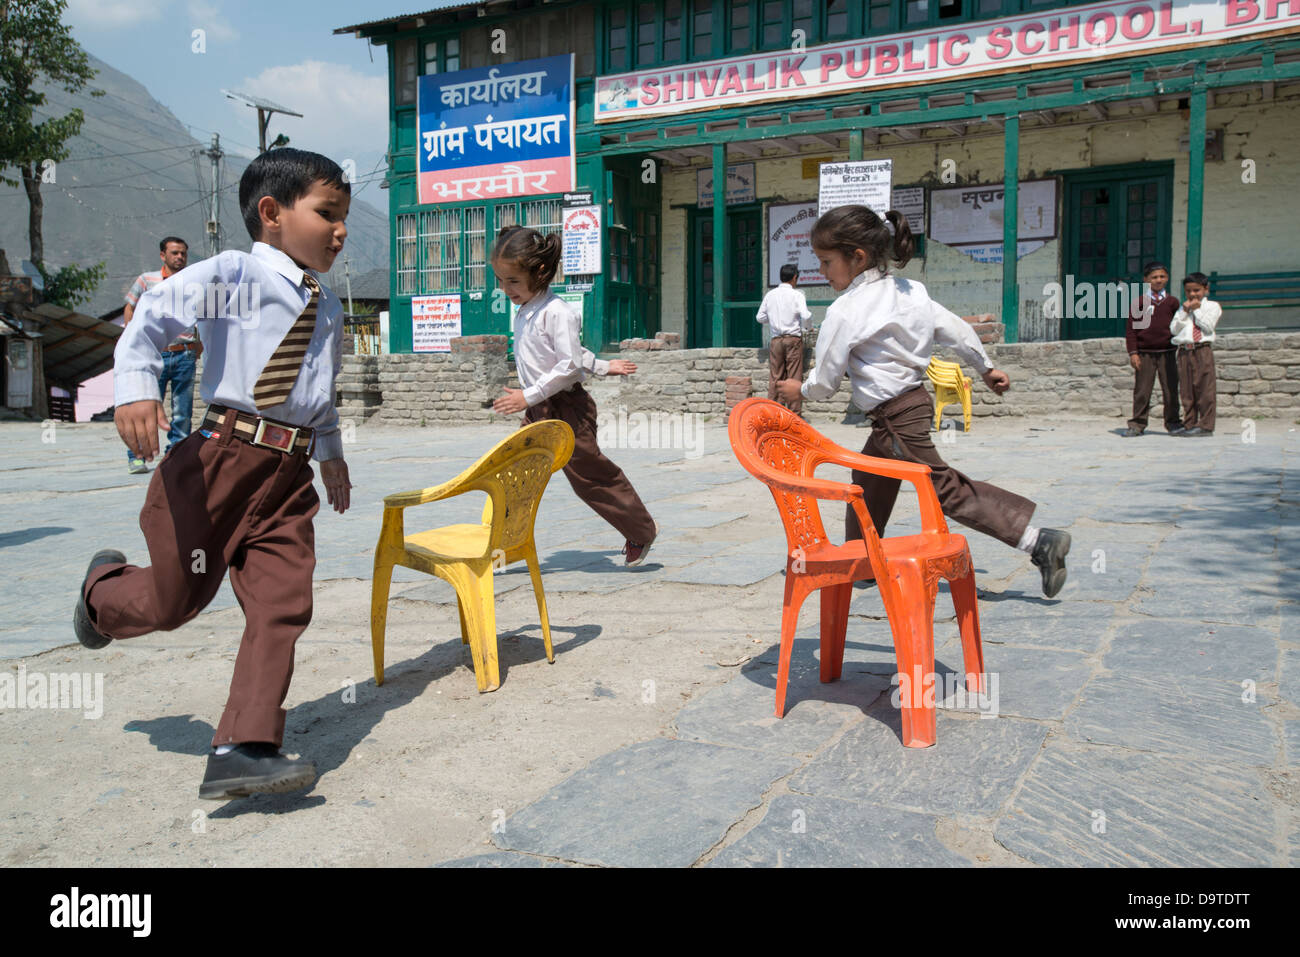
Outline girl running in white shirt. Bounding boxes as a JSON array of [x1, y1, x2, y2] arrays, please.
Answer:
[[776, 205, 1070, 597], [490, 226, 658, 566]]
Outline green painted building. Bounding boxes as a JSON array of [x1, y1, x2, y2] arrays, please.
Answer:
[[336, 1, 1300, 351]]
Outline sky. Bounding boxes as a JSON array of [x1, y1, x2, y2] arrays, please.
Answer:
[[62, 0, 419, 192]]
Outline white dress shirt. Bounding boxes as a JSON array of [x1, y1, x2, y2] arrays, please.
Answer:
[[113, 242, 344, 461], [513, 291, 608, 407], [801, 267, 994, 412], [1170, 298, 1221, 346], [756, 282, 813, 337]]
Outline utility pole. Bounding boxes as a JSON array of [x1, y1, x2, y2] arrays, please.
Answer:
[[343, 252, 355, 316], [200, 133, 224, 258]]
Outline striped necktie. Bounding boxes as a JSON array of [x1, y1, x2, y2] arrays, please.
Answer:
[[253, 274, 320, 410], [1191, 303, 1203, 342]]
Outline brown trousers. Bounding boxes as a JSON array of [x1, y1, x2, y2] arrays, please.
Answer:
[[768, 335, 805, 414], [83, 419, 319, 747], [1129, 350, 1182, 432], [524, 384, 656, 543], [1177, 343, 1217, 432], [845, 386, 1036, 549]]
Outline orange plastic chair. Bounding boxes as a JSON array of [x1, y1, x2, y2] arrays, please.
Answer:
[[926, 357, 973, 432], [728, 398, 985, 748], [370, 420, 575, 693]]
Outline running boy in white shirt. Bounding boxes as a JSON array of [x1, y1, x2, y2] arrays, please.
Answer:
[[776, 205, 1070, 597], [490, 226, 658, 565], [757, 263, 813, 413]]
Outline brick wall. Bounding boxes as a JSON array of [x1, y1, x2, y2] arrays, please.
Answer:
[[328, 333, 1300, 428]]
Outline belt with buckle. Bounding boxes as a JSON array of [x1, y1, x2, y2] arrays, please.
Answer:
[[203, 405, 313, 454], [166, 341, 200, 352]]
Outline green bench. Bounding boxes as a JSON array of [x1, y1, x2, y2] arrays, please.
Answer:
[[1206, 271, 1300, 332]]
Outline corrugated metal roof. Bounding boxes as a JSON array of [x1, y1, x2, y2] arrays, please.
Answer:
[[333, 1, 486, 36], [19, 303, 123, 387]]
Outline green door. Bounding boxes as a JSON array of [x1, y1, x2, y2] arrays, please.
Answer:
[[689, 205, 762, 348], [1061, 164, 1172, 339], [605, 166, 661, 345]]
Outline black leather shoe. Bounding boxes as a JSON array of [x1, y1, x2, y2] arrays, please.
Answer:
[[1168, 425, 1186, 435], [199, 743, 316, 800], [1122, 427, 1143, 437], [1030, 529, 1071, 599], [1184, 427, 1213, 437], [74, 550, 125, 649]]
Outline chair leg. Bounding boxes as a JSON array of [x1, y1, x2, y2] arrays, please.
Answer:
[[450, 564, 501, 693], [370, 557, 395, 687], [457, 596, 470, 645], [819, 582, 851, 683], [775, 575, 810, 718], [525, 547, 555, 663], [933, 396, 944, 431], [948, 559, 986, 695], [962, 387, 972, 433], [881, 563, 937, 748]]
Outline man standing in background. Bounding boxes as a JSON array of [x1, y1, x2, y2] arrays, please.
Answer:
[[122, 237, 199, 472], [757, 263, 813, 414]]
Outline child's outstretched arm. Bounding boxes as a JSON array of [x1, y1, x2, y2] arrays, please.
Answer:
[[784, 307, 851, 403], [930, 299, 1010, 392]]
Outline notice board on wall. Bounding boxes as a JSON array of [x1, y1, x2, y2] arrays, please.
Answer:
[[928, 179, 1057, 246]]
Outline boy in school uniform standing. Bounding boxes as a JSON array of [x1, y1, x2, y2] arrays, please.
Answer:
[[74, 149, 354, 799], [1124, 262, 1184, 437], [757, 264, 813, 414], [1170, 272, 1221, 437]]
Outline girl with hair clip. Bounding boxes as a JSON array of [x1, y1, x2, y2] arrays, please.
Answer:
[[776, 205, 1070, 597], [490, 226, 658, 566]]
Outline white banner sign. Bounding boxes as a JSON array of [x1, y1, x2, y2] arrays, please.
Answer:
[[562, 205, 602, 275], [412, 294, 462, 353], [819, 159, 892, 218], [595, 1, 1300, 122], [767, 202, 825, 287], [697, 163, 757, 208], [891, 186, 926, 234]]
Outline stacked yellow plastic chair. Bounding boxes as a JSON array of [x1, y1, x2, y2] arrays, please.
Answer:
[[926, 357, 974, 433], [369, 420, 575, 693]]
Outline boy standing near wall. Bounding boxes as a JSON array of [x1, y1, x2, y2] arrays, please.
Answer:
[[1170, 271, 1221, 437], [1124, 262, 1183, 437], [757, 264, 812, 414]]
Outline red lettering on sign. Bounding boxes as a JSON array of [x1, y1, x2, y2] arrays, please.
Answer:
[[902, 40, 926, 71], [1085, 11, 1117, 44], [1266, 0, 1299, 17], [820, 51, 842, 83], [661, 73, 683, 102], [1016, 22, 1045, 55], [1224, 0, 1259, 24], [1121, 5, 1156, 39], [944, 34, 971, 65], [876, 43, 899, 75], [720, 66, 744, 95], [987, 26, 1014, 59], [781, 57, 808, 86], [743, 63, 766, 92], [1158, 1, 1188, 34], [1047, 16, 1081, 51], [845, 48, 871, 78], [699, 67, 722, 96], [640, 77, 659, 106]]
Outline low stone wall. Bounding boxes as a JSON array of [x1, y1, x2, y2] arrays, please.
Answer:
[[332, 332, 1300, 427]]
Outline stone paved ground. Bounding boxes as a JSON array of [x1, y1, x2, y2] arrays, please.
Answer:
[[1, 411, 1296, 867]]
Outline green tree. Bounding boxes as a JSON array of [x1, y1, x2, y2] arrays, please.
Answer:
[[0, 0, 100, 269], [37, 260, 105, 310]]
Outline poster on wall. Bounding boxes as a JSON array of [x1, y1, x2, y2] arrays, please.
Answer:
[[928, 179, 1057, 246], [890, 186, 926, 234], [561, 204, 602, 275], [411, 294, 462, 353], [558, 292, 584, 335], [767, 202, 825, 287], [416, 54, 575, 205], [818, 159, 892, 218], [697, 163, 756, 208]]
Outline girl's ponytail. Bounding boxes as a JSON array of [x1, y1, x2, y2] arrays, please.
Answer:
[[885, 210, 915, 270]]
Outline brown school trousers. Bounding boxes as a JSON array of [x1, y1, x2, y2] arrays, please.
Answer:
[[524, 384, 656, 543], [82, 417, 319, 748], [845, 385, 1036, 549], [1129, 350, 1182, 433], [1177, 343, 1216, 432], [768, 334, 805, 414]]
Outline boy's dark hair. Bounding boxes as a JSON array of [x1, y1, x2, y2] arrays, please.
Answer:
[[1142, 262, 1167, 277], [490, 226, 561, 291], [1183, 271, 1210, 289], [239, 148, 351, 241], [779, 264, 798, 283], [810, 205, 915, 273], [160, 236, 187, 252]]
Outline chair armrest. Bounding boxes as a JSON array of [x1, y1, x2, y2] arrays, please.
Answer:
[[823, 448, 948, 534], [383, 476, 470, 509], [742, 460, 865, 503]]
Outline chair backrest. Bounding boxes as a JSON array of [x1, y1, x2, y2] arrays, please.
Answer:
[[455, 420, 575, 554], [728, 398, 851, 554], [926, 356, 964, 389]]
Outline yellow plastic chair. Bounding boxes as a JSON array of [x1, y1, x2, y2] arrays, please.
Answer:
[[926, 357, 973, 432], [370, 420, 575, 693]]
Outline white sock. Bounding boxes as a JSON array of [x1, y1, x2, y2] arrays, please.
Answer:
[[214, 743, 235, 755], [1016, 524, 1040, 554]]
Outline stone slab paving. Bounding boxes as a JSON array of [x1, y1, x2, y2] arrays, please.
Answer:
[[2, 414, 1297, 867]]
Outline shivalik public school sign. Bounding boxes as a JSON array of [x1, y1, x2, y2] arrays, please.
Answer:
[[594, 0, 1300, 123]]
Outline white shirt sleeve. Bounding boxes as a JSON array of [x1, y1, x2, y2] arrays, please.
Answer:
[[522, 305, 585, 407], [313, 313, 344, 462], [1192, 299, 1221, 334], [796, 290, 812, 326], [800, 306, 852, 400], [113, 259, 216, 406], [756, 290, 770, 325], [930, 300, 994, 374], [579, 348, 610, 376]]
